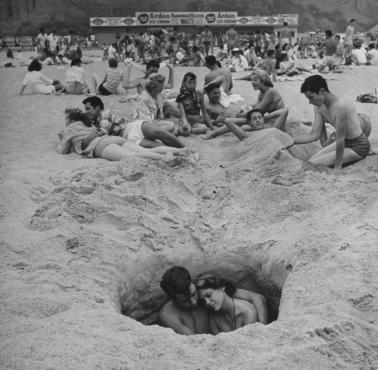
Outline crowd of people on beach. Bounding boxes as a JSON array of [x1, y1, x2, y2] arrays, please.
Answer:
[[12, 21, 376, 336], [18, 23, 373, 170]]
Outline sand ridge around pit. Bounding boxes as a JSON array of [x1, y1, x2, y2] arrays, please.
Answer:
[[1, 53, 378, 369]]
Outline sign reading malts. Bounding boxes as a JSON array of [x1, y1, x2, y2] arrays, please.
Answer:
[[135, 12, 237, 26], [90, 13, 298, 27]]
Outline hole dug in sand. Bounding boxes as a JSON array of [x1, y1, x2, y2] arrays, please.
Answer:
[[119, 252, 287, 332]]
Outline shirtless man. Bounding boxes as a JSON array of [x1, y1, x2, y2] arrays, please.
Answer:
[[289, 75, 370, 169], [204, 55, 233, 95], [159, 266, 268, 335], [123, 59, 174, 94], [200, 83, 248, 140]]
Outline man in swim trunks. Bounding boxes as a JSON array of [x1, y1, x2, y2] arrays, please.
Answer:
[[289, 75, 371, 169], [159, 266, 268, 335], [204, 55, 233, 95], [123, 59, 174, 94]]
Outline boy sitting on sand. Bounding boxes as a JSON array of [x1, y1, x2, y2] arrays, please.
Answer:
[[202, 107, 289, 141]]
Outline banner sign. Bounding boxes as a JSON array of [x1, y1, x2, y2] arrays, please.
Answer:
[[236, 14, 298, 26], [135, 12, 238, 26], [90, 17, 136, 27], [90, 13, 297, 27]]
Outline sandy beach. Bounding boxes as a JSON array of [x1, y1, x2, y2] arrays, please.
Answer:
[[1, 52, 378, 369]]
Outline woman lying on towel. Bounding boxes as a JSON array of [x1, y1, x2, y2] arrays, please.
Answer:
[[57, 109, 188, 161]]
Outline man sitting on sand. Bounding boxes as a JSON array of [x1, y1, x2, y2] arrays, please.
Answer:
[[83, 96, 185, 149], [204, 55, 233, 96], [123, 59, 174, 94], [288, 75, 371, 169], [159, 266, 268, 335]]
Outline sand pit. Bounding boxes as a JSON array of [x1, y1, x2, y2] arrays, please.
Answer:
[[1, 54, 378, 369]]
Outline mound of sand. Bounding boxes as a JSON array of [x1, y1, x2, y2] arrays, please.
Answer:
[[1, 57, 378, 369]]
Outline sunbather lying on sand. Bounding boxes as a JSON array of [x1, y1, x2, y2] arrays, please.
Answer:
[[57, 109, 188, 161]]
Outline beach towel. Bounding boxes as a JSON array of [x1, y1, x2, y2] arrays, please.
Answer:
[[356, 93, 377, 104], [219, 86, 244, 108]]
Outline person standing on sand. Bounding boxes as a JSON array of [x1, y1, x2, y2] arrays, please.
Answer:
[[288, 75, 371, 169], [344, 18, 356, 58], [199, 26, 214, 57], [159, 266, 268, 335]]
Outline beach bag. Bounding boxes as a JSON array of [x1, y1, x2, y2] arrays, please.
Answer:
[[356, 93, 377, 104]]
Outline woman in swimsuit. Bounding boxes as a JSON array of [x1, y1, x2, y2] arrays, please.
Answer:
[[58, 109, 188, 161], [195, 272, 258, 335], [175, 72, 213, 135], [250, 69, 285, 115]]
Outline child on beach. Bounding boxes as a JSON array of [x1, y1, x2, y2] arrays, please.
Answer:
[[164, 72, 213, 136], [19, 59, 63, 95], [57, 58, 90, 95], [93, 58, 126, 95]]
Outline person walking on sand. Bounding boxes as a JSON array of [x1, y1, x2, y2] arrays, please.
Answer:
[[344, 18, 356, 58], [288, 75, 370, 169]]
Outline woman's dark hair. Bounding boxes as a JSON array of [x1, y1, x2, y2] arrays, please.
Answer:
[[71, 58, 81, 67], [160, 266, 192, 298], [300, 75, 330, 94], [146, 59, 160, 70], [64, 108, 91, 126], [176, 72, 199, 105], [108, 58, 118, 68], [195, 272, 236, 297], [28, 59, 42, 72]]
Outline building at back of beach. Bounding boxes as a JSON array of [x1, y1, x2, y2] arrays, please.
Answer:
[[89, 12, 298, 46]]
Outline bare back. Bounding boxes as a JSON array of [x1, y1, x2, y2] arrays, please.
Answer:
[[205, 68, 232, 94], [317, 97, 362, 139]]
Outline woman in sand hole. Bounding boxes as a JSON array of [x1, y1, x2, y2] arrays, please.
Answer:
[[195, 272, 258, 334]]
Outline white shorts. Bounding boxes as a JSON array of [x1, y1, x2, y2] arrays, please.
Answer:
[[321, 55, 336, 67], [123, 119, 144, 145]]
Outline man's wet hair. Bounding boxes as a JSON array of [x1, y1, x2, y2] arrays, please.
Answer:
[[205, 55, 217, 66], [350, 18, 356, 23], [160, 266, 192, 298], [146, 59, 160, 70], [300, 75, 330, 94], [28, 59, 42, 72], [246, 108, 263, 121], [204, 82, 221, 95], [108, 58, 118, 68], [82, 96, 104, 110], [325, 30, 333, 37]]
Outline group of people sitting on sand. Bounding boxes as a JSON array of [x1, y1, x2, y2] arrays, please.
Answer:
[[159, 266, 268, 335], [20, 52, 372, 170]]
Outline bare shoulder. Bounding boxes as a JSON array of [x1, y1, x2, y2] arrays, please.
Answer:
[[159, 301, 181, 321], [234, 298, 257, 322]]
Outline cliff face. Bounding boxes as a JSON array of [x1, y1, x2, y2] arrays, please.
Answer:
[[0, 0, 377, 36]]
